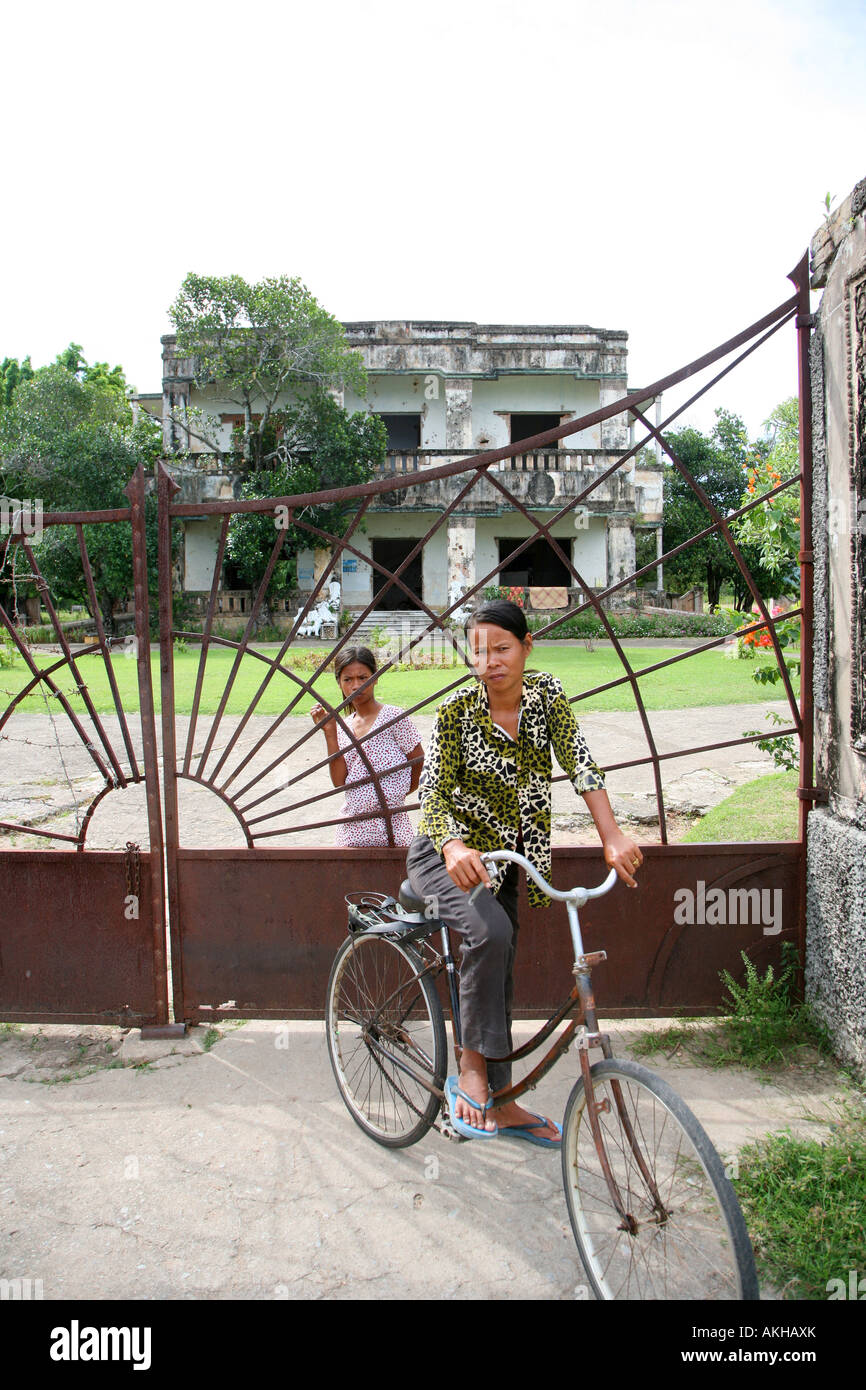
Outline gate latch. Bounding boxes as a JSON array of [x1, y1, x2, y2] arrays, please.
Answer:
[[124, 840, 141, 904]]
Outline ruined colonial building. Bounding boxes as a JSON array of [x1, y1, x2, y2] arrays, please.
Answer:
[[146, 320, 664, 622]]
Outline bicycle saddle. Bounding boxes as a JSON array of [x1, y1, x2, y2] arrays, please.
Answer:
[[398, 880, 427, 915]]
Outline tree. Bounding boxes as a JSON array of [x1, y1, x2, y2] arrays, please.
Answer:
[[167, 273, 367, 467], [662, 417, 745, 609], [662, 409, 780, 611], [1, 355, 34, 411], [54, 342, 129, 395], [225, 391, 387, 624], [0, 348, 163, 633]]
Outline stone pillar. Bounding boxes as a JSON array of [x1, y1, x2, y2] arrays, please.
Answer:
[[806, 173, 866, 1075], [605, 515, 635, 595], [444, 378, 473, 450], [600, 378, 629, 452], [339, 541, 371, 609], [183, 517, 224, 591], [422, 526, 449, 612], [161, 338, 193, 454], [447, 515, 476, 608], [656, 523, 664, 591]]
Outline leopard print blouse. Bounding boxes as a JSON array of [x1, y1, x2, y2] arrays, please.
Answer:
[[417, 670, 605, 908]]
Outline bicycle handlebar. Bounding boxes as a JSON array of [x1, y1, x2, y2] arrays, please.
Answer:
[[478, 849, 618, 907]]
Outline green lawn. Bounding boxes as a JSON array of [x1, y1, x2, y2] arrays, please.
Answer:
[[2, 641, 798, 717], [680, 770, 799, 842]]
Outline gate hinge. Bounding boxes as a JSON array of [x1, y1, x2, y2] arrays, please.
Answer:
[[798, 550, 815, 564], [796, 312, 817, 329], [797, 786, 829, 803]]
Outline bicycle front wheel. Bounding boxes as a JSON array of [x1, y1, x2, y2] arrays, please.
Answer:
[[562, 1058, 758, 1300], [326, 932, 447, 1148]]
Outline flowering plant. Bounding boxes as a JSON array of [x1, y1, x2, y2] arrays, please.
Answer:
[[733, 451, 800, 583], [740, 613, 801, 769], [740, 629, 774, 650], [482, 584, 526, 608]]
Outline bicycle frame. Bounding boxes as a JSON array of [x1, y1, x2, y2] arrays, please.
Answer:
[[337, 855, 751, 1284], [475, 851, 617, 1110], [361, 850, 665, 1225], [353, 850, 620, 1112]]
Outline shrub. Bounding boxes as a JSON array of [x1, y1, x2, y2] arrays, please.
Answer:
[[482, 584, 526, 608], [526, 609, 740, 640]]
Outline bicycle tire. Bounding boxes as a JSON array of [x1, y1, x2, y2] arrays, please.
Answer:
[[326, 931, 447, 1148], [561, 1057, 759, 1300]]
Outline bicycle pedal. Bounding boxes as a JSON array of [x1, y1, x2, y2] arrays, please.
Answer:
[[437, 1116, 465, 1143]]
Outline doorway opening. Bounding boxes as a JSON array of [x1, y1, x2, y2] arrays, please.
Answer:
[[371, 538, 423, 610], [498, 536, 572, 588]]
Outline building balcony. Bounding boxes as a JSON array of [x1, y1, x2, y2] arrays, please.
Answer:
[[158, 445, 656, 514], [374, 446, 630, 476]]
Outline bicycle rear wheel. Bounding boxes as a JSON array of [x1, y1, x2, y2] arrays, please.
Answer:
[[561, 1058, 758, 1300], [326, 932, 447, 1148]]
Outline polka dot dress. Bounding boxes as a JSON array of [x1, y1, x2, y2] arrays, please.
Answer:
[[335, 704, 421, 846]]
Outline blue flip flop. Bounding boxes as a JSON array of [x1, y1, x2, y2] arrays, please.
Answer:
[[498, 1111, 562, 1148], [445, 1075, 498, 1140]]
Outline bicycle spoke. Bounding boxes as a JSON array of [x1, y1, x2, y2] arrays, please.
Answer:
[[563, 1061, 755, 1300], [327, 934, 446, 1147]]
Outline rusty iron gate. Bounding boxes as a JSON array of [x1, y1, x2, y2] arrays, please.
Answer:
[[0, 469, 168, 1024], [0, 256, 819, 1025]]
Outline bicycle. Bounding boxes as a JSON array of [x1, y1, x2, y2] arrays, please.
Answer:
[[325, 849, 759, 1300]]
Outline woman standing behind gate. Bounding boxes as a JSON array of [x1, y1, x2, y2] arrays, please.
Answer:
[[311, 646, 424, 847], [406, 600, 643, 1144]]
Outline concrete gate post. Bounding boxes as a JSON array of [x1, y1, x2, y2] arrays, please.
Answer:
[[806, 174, 866, 1074]]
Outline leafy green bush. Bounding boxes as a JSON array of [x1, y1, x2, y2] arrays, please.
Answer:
[[17, 624, 93, 644], [526, 609, 740, 640], [629, 942, 832, 1069]]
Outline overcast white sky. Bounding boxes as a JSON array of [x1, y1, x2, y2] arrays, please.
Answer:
[[3, 0, 865, 439]]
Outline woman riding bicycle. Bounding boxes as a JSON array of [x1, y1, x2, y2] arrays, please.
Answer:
[[406, 599, 643, 1144]]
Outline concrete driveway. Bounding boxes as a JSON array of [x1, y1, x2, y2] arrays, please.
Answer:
[[0, 1017, 845, 1301]]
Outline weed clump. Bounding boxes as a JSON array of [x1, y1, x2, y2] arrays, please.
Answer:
[[736, 1105, 866, 1298], [710, 943, 832, 1068], [629, 944, 833, 1071]]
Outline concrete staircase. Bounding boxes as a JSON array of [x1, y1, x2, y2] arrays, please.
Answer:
[[348, 610, 439, 645]]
